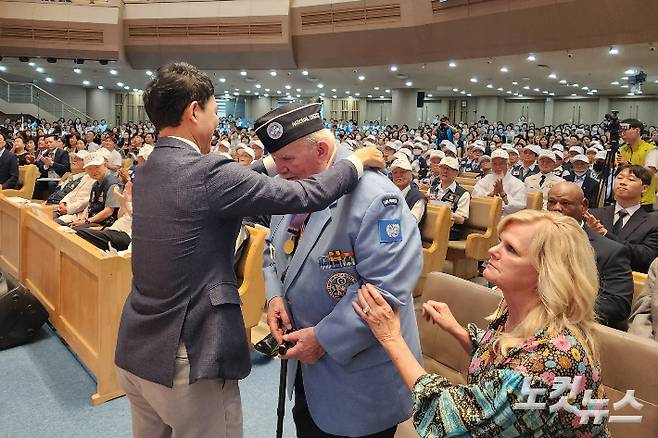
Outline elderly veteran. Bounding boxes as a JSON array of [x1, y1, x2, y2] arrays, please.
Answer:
[[563, 154, 601, 208], [390, 157, 426, 224], [46, 149, 92, 206], [473, 149, 527, 216], [262, 102, 422, 438], [354, 210, 610, 437], [524, 150, 565, 209], [428, 156, 470, 240], [115, 62, 384, 438]]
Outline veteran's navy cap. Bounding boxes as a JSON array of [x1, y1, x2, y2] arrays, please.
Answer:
[[254, 100, 324, 153]]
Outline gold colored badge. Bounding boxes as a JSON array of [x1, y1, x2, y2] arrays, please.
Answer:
[[283, 239, 296, 255]]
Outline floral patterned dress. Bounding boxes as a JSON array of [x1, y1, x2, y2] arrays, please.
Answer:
[[412, 310, 611, 437]]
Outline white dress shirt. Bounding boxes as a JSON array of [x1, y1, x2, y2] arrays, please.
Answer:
[[429, 180, 471, 221], [614, 203, 641, 228], [401, 185, 426, 224], [472, 172, 527, 216]]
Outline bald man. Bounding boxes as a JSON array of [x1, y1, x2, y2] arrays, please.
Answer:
[[547, 182, 633, 330]]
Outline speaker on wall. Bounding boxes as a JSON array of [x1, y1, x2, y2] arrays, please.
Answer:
[[416, 91, 425, 108]]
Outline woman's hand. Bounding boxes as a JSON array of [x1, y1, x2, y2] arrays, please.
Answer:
[[421, 301, 461, 335], [352, 283, 401, 345]]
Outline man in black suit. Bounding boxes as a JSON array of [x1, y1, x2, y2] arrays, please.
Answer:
[[34, 134, 70, 199], [548, 182, 633, 329], [0, 132, 19, 189], [586, 165, 658, 274], [562, 154, 601, 207]]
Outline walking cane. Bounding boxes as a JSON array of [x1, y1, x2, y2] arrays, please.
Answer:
[[276, 358, 287, 438]]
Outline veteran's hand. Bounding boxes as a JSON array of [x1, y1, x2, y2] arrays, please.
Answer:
[[352, 283, 401, 345], [351, 147, 385, 170], [281, 327, 325, 364], [267, 296, 292, 345]]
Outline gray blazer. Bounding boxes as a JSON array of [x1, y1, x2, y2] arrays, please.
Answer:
[[115, 137, 360, 387]]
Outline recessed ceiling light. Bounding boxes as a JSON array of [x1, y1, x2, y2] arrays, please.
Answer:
[[390, 65, 398, 72], [285, 85, 291, 89], [533, 88, 540, 92], [124, 85, 130, 90], [28, 62, 35, 67], [550, 92, 555, 96], [628, 92, 635, 96], [240, 71, 247, 76], [345, 90, 351, 94], [582, 86, 589, 90], [591, 89, 598, 93], [453, 88, 459, 92], [514, 92, 519, 96], [379, 95, 385, 99], [548, 73, 557, 79], [332, 95, 337, 98], [542, 91, 549, 94], [571, 93, 577, 96], [0, 66, 6, 72], [460, 91, 466, 94], [559, 79, 567, 84], [609, 47, 620, 55], [331, 88, 337, 92], [497, 87, 504, 91], [45, 77, 53, 83], [611, 81, 620, 85], [624, 69, 636, 75], [621, 76, 628, 80], [219, 77, 226, 83], [296, 94, 301, 97], [449, 61, 457, 68], [506, 90, 512, 94], [405, 81, 413, 86], [234, 88, 239, 91], [270, 71, 277, 77], [317, 83, 324, 88], [82, 80, 90, 86], [117, 82, 124, 87], [245, 90, 251, 93], [374, 86, 380, 90], [500, 66, 509, 73], [385, 89, 391, 93], [621, 84, 629, 88], [367, 94, 373, 98], [512, 81, 518, 85], [36, 67, 44, 73], [319, 93, 324, 96], [277, 90, 282, 94], [265, 88, 270, 92], [527, 54, 536, 61], [302, 70, 309, 76], [73, 68, 81, 74], [234, 92, 240, 96], [110, 69, 118, 75], [523, 85, 530, 90], [255, 84, 261, 89], [355, 92, 361, 96], [264, 93, 269, 97], [296, 88, 301, 92], [467, 93, 472, 97], [427, 93, 433, 97], [145, 70, 153, 76], [133, 88, 139, 92], [97, 85, 104, 90], [572, 83, 579, 87], [254, 92, 259, 96], [486, 84, 493, 88], [358, 75, 365, 81], [470, 77, 478, 83]]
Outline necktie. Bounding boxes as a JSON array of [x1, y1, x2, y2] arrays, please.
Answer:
[[612, 209, 628, 235], [539, 175, 546, 186]]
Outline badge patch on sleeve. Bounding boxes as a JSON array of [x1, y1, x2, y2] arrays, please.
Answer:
[[378, 219, 402, 243], [381, 196, 399, 207]]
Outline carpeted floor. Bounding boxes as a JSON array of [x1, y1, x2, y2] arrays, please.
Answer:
[[0, 324, 295, 438]]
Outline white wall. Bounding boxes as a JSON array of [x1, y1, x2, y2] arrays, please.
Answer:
[[475, 96, 499, 122], [39, 83, 88, 114], [86, 88, 114, 121]]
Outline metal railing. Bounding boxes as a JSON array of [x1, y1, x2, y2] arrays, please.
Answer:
[[0, 78, 92, 121]]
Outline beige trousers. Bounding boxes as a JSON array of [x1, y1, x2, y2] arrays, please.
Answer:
[[117, 351, 243, 438]]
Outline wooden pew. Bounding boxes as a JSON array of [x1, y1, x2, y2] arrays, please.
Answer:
[[526, 191, 543, 210], [632, 271, 648, 307], [0, 194, 37, 279], [0, 164, 39, 200], [236, 225, 268, 346], [414, 205, 451, 297], [446, 196, 502, 279], [460, 171, 479, 179], [21, 208, 132, 406], [455, 176, 477, 187]]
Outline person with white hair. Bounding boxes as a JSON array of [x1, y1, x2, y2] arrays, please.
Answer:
[[563, 154, 601, 207], [524, 150, 565, 208], [391, 158, 426, 224], [428, 156, 470, 239], [472, 149, 527, 216], [236, 146, 255, 166]]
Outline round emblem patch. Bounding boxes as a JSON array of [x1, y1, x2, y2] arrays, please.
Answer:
[[266, 122, 284, 140], [386, 223, 400, 239], [325, 272, 357, 301]]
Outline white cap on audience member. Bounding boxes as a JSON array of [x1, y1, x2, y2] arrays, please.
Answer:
[[402, 141, 414, 148], [384, 141, 400, 151], [589, 141, 603, 150], [440, 140, 455, 149], [428, 150, 445, 161], [595, 150, 608, 161], [479, 155, 492, 163], [137, 144, 154, 160], [551, 143, 565, 152], [586, 146, 599, 154], [420, 139, 430, 147], [572, 154, 589, 164], [473, 144, 486, 153], [443, 144, 458, 156], [439, 157, 460, 170], [474, 139, 485, 147], [71, 150, 89, 160], [394, 140, 403, 149], [234, 142, 248, 152], [569, 146, 584, 154], [250, 139, 264, 150], [239, 146, 256, 159], [502, 143, 513, 150], [83, 152, 105, 168], [366, 134, 376, 142], [413, 136, 423, 143], [396, 148, 413, 160], [554, 150, 564, 160], [522, 144, 541, 156], [391, 158, 412, 171], [219, 140, 231, 149], [491, 149, 509, 161], [96, 147, 111, 161], [538, 150, 556, 162]]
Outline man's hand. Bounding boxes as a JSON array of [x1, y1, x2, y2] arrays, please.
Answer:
[[114, 182, 133, 215], [42, 156, 53, 167], [351, 147, 385, 170], [267, 296, 292, 345], [584, 211, 608, 235], [69, 219, 86, 228], [118, 167, 131, 184], [281, 327, 325, 364], [491, 178, 504, 196]]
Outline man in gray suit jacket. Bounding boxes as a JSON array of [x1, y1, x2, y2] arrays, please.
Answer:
[[114, 62, 384, 438]]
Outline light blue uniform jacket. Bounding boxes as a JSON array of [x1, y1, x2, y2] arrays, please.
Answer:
[[263, 145, 423, 436]]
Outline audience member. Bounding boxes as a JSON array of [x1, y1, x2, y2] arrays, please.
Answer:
[[0, 133, 19, 189], [472, 149, 526, 216], [428, 156, 470, 239], [524, 150, 564, 209], [391, 158, 425, 224], [628, 257, 658, 340]]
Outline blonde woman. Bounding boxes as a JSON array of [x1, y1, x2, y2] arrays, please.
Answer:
[[354, 210, 610, 437]]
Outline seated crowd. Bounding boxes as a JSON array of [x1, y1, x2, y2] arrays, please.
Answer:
[[1, 109, 657, 436]]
